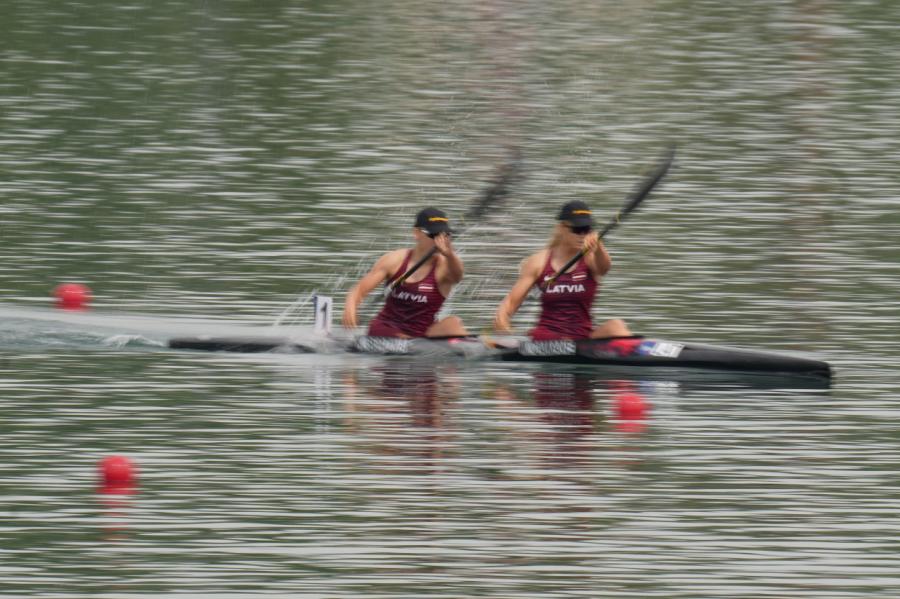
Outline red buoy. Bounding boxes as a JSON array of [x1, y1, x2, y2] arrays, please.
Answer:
[[54, 283, 91, 310], [99, 455, 136, 486], [615, 392, 648, 420]]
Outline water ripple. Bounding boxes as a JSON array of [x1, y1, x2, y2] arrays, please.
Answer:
[[3, 0, 900, 596]]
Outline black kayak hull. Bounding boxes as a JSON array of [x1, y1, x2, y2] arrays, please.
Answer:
[[167, 335, 312, 353], [501, 337, 831, 379], [167, 334, 831, 380]]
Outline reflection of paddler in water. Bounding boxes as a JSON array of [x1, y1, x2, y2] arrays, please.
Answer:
[[490, 367, 602, 470], [530, 370, 599, 439], [371, 363, 453, 429], [491, 370, 651, 465], [341, 363, 461, 469]]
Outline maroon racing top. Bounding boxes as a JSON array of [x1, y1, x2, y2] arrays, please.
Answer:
[[368, 251, 447, 338], [529, 252, 598, 340]]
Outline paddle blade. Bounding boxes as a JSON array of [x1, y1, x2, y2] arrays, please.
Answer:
[[542, 145, 676, 289], [461, 148, 523, 225], [619, 146, 675, 219]]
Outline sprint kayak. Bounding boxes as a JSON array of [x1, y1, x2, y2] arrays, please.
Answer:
[[167, 334, 831, 380]]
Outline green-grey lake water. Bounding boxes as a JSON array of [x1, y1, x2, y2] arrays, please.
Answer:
[[2, 1, 900, 597]]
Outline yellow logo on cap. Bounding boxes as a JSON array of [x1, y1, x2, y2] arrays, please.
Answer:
[[572, 210, 591, 215], [429, 217, 449, 222]]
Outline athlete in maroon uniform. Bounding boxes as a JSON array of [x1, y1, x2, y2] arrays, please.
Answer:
[[494, 200, 631, 340], [342, 207, 468, 338], [367, 251, 448, 337], [530, 254, 598, 340]]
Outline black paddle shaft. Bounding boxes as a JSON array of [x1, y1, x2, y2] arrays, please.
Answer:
[[383, 153, 522, 296], [540, 146, 675, 290]]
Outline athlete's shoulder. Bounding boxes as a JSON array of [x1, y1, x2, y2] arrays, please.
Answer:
[[377, 248, 409, 263], [369, 248, 407, 274], [522, 249, 549, 271]]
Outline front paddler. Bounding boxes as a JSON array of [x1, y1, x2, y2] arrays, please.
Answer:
[[342, 207, 468, 338], [494, 200, 632, 340]]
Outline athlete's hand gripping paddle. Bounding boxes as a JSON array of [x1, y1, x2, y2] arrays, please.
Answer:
[[383, 151, 523, 297], [540, 146, 676, 290]]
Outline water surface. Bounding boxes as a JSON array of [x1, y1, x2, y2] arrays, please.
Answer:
[[2, 0, 899, 597]]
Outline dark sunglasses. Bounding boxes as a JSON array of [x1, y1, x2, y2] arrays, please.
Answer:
[[419, 228, 450, 239], [567, 224, 592, 235]]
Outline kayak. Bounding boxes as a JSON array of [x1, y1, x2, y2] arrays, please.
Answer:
[[168, 335, 315, 354], [503, 337, 831, 379], [167, 334, 831, 380]]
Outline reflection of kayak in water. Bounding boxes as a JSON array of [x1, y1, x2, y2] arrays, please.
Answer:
[[167, 334, 832, 381]]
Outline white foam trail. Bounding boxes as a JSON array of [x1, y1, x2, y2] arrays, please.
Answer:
[[0, 302, 319, 346]]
